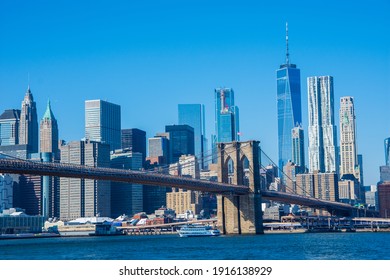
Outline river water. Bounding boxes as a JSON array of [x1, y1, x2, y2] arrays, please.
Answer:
[[1, 232, 389, 260]]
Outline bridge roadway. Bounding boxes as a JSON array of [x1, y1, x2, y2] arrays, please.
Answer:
[[0, 158, 376, 216]]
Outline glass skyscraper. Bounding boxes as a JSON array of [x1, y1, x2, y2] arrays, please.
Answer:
[[178, 104, 206, 169], [214, 87, 240, 143], [213, 87, 240, 164], [165, 124, 195, 164], [307, 76, 337, 173], [85, 99, 121, 151], [0, 109, 20, 146], [276, 23, 302, 179], [292, 125, 305, 169], [385, 137, 390, 166], [121, 128, 146, 167]]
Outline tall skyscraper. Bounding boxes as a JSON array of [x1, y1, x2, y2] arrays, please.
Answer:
[[110, 150, 143, 217], [40, 100, 59, 159], [19, 86, 38, 153], [121, 128, 146, 167], [85, 100, 121, 151], [178, 104, 206, 169], [276, 23, 302, 178], [291, 125, 305, 169], [385, 137, 390, 166], [307, 76, 337, 173], [39, 100, 60, 218], [339, 96, 359, 180], [60, 140, 111, 220], [165, 124, 194, 164], [214, 88, 240, 143], [0, 109, 20, 146], [358, 154, 364, 187]]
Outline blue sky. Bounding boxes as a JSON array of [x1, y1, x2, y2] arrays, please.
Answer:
[[0, 1, 389, 185]]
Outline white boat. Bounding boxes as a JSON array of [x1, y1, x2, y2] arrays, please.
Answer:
[[178, 225, 220, 237]]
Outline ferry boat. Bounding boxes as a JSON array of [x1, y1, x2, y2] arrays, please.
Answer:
[[178, 225, 220, 237]]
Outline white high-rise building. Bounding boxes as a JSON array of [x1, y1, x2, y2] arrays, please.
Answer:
[[307, 76, 337, 173], [339, 96, 359, 179]]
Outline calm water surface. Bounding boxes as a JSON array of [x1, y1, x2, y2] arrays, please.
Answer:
[[1, 232, 389, 260]]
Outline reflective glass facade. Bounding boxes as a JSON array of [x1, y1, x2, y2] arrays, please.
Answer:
[[277, 63, 302, 178], [385, 138, 390, 166], [178, 104, 206, 168], [214, 88, 240, 143], [165, 124, 195, 164], [0, 109, 20, 146]]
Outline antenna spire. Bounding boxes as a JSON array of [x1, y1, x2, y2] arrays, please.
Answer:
[[286, 22, 290, 65]]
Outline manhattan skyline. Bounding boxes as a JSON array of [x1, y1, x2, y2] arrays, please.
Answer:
[[0, 1, 389, 186]]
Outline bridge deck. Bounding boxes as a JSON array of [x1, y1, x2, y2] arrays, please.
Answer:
[[0, 158, 378, 216]]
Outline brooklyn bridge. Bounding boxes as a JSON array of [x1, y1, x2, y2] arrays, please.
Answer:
[[0, 140, 377, 234]]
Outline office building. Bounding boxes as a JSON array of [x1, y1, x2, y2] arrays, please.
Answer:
[[0, 109, 20, 146], [295, 173, 315, 197], [121, 128, 146, 167], [19, 86, 38, 153], [283, 161, 300, 194], [148, 135, 169, 165], [39, 99, 60, 217], [295, 172, 338, 202], [385, 137, 390, 166], [260, 164, 278, 190], [380, 166, 390, 182], [378, 182, 390, 218], [165, 124, 194, 164], [168, 155, 200, 179], [110, 150, 143, 218], [166, 189, 203, 215], [214, 88, 240, 143], [365, 185, 378, 211], [291, 125, 305, 169], [60, 140, 111, 220], [0, 174, 13, 211], [339, 96, 359, 180], [277, 23, 302, 180], [85, 99, 121, 151], [0, 144, 28, 160], [178, 104, 207, 169], [338, 175, 360, 204], [307, 76, 337, 173], [358, 154, 364, 187], [166, 155, 202, 215], [15, 173, 42, 216], [40, 100, 59, 159]]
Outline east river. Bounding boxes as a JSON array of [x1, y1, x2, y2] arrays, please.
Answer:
[[1, 232, 389, 260]]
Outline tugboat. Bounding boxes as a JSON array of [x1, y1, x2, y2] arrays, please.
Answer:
[[178, 224, 220, 237]]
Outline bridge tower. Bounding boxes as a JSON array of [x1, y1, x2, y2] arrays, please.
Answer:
[[217, 140, 264, 234]]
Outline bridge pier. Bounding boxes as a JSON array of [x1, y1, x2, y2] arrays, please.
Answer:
[[217, 141, 264, 234]]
